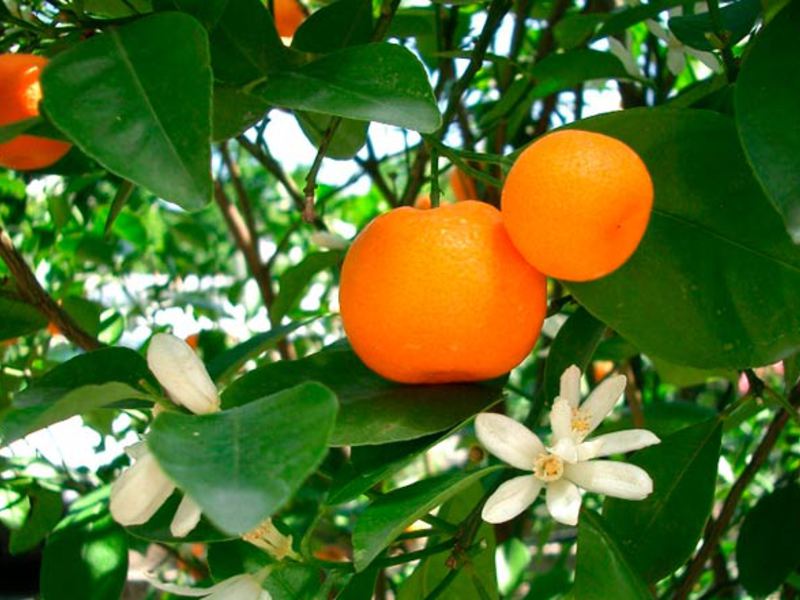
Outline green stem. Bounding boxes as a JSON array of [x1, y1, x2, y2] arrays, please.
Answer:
[[430, 144, 440, 208]]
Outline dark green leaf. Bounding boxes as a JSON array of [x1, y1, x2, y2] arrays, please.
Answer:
[[264, 562, 325, 600], [669, 0, 761, 50], [62, 296, 103, 338], [0, 294, 47, 340], [734, 1, 800, 242], [568, 108, 800, 369], [84, 0, 152, 17], [736, 483, 800, 596], [41, 13, 213, 210], [0, 117, 40, 144], [529, 49, 635, 99], [207, 539, 270, 580], [296, 112, 368, 160], [270, 250, 344, 323], [601, 401, 717, 438], [148, 382, 338, 534], [212, 85, 270, 142], [595, 0, 686, 38], [127, 494, 234, 543], [554, 14, 607, 50], [152, 0, 227, 30], [9, 487, 62, 555], [292, 0, 373, 53], [604, 418, 721, 582], [255, 43, 441, 133], [352, 466, 500, 571], [40, 503, 127, 600], [221, 346, 504, 446], [543, 307, 606, 403], [574, 511, 652, 599]]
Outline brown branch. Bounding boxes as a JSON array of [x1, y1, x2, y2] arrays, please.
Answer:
[[674, 384, 800, 598], [0, 227, 101, 351], [219, 142, 257, 237], [623, 361, 645, 428], [235, 135, 306, 213]]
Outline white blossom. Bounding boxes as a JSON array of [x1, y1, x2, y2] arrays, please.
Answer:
[[146, 568, 271, 600], [476, 365, 660, 526], [110, 333, 219, 536]]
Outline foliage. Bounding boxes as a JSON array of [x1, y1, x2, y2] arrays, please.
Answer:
[[0, 0, 798, 598]]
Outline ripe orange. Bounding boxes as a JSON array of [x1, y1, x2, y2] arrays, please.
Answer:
[[272, 0, 306, 38], [0, 54, 71, 171], [450, 167, 477, 202], [339, 200, 547, 384], [501, 129, 653, 282]]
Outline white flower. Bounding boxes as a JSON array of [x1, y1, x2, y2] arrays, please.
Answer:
[[476, 365, 660, 526], [146, 567, 271, 600], [110, 333, 220, 536]]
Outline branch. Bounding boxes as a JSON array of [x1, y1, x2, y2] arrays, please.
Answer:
[[0, 227, 101, 351], [674, 384, 800, 598], [235, 134, 306, 213]]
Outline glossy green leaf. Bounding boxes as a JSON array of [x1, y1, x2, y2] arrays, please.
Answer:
[[398, 482, 498, 599], [650, 356, 736, 388], [9, 487, 63, 555], [735, 1, 800, 242], [529, 49, 635, 99], [212, 85, 270, 142], [574, 511, 652, 599], [270, 250, 344, 323], [152, 0, 227, 29], [543, 307, 606, 403], [669, 0, 761, 50], [41, 13, 213, 210], [296, 112, 368, 160], [568, 108, 800, 369], [40, 502, 128, 600], [601, 401, 717, 439], [255, 43, 442, 133], [736, 483, 800, 596], [0, 294, 47, 340], [604, 418, 721, 582], [222, 346, 504, 446], [352, 466, 500, 571], [84, 0, 152, 17], [148, 382, 338, 534], [264, 563, 325, 600], [292, 0, 373, 53], [554, 14, 606, 50], [0, 382, 151, 446]]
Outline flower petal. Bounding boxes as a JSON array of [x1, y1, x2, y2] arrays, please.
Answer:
[[146, 573, 269, 599], [170, 494, 203, 538], [580, 375, 626, 434], [549, 398, 574, 443], [559, 365, 582, 408], [110, 451, 175, 526], [577, 430, 661, 461], [475, 413, 544, 471], [147, 333, 220, 415], [545, 479, 582, 526], [564, 460, 653, 500], [549, 437, 579, 464], [481, 474, 543, 524]]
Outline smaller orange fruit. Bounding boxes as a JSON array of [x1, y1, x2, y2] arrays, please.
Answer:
[[414, 195, 432, 210], [272, 0, 306, 38], [339, 200, 547, 384], [501, 129, 653, 282], [0, 54, 71, 171], [450, 167, 477, 202]]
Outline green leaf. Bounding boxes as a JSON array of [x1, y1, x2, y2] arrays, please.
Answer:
[[398, 482, 498, 599], [296, 112, 368, 160], [528, 49, 635, 99], [650, 356, 736, 388], [0, 117, 41, 144], [736, 483, 800, 596], [0, 294, 47, 340], [574, 511, 652, 599], [221, 346, 504, 446], [543, 307, 606, 403], [734, 1, 800, 242], [41, 13, 213, 211], [264, 562, 326, 600], [669, 0, 761, 50], [148, 382, 338, 534], [255, 43, 442, 133], [567, 108, 800, 369], [603, 418, 721, 582], [206, 319, 314, 382], [0, 382, 151, 446], [152, 0, 227, 30], [352, 466, 500, 571], [207, 539, 270, 580], [595, 0, 686, 38], [40, 502, 128, 600], [292, 0, 373, 53], [212, 85, 270, 142], [84, 0, 153, 17], [554, 14, 607, 50], [127, 494, 234, 543], [9, 487, 62, 555], [62, 296, 103, 338], [270, 250, 344, 323]]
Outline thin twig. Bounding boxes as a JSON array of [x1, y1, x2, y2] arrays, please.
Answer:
[[0, 227, 101, 351]]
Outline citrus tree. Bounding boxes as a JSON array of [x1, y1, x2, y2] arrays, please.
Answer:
[[0, 0, 798, 598]]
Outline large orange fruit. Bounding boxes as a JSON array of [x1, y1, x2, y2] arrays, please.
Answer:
[[273, 0, 306, 38], [0, 54, 71, 171], [339, 200, 547, 384], [501, 129, 653, 282]]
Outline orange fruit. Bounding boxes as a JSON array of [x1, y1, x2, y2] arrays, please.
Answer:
[[414, 195, 432, 209], [450, 167, 477, 202], [501, 129, 653, 282], [339, 200, 547, 384], [0, 54, 71, 171], [272, 0, 306, 38], [185, 333, 200, 349]]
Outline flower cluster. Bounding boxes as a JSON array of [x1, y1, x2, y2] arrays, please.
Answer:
[[476, 365, 660, 525]]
